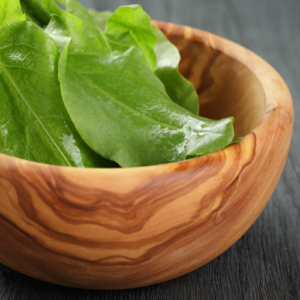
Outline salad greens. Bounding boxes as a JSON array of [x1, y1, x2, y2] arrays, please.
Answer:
[[0, 0, 236, 168], [88, 7, 199, 114], [20, 0, 51, 26], [88, 10, 112, 33], [152, 25, 199, 115], [0, 0, 115, 167]]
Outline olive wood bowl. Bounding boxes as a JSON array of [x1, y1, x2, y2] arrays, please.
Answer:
[[0, 21, 294, 290]]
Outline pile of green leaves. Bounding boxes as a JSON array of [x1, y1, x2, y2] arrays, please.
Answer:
[[0, 0, 235, 168]]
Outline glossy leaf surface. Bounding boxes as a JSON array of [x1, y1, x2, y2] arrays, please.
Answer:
[[20, 1, 43, 27], [20, 0, 50, 26], [0, 1, 115, 167], [60, 2, 156, 70], [88, 9, 112, 32], [0, 0, 25, 27], [56, 0, 110, 50], [152, 25, 199, 115], [104, 5, 157, 71], [60, 45, 234, 167], [87, 7, 199, 114], [42, 0, 234, 167], [44, 15, 71, 54]]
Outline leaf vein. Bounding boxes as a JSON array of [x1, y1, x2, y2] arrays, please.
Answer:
[[0, 62, 71, 166], [39, 116, 72, 122], [2, 64, 56, 79], [0, 43, 51, 55], [67, 68, 135, 156], [67, 65, 182, 131]]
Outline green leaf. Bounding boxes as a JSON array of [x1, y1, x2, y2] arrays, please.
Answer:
[[42, 0, 104, 50], [0, 0, 25, 27], [40, 0, 235, 167], [20, 0, 50, 27], [229, 137, 243, 145], [55, 0, 111, 50], [20, 1, 43, 28], [152, 25, 199, 115], [0, 6, 116, 167], [44, 15, 71, 54], [56, 2, 157, 71], [87, 7, 199, 115], [60, 46, 234, 166], [104, 5, 157, 71], [88, 9, 112, 33], [52, 3, 198, 115]]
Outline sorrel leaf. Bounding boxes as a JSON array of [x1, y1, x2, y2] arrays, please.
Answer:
[[60, 46, 234, 166], [57, 1, 156, 70], [20, 1, 43, 28], [0, 0, 116, 167], [44, 15, 71, 53], [152, 25, 199, 115], [55, 0, 110, 50], [104, 5, 157, 71], [0, 0, 25, 27], [20, 0, 50, 26], [88, 9, 112, 32], [42, 0, 234, 167], [87, 6, 199, 114]]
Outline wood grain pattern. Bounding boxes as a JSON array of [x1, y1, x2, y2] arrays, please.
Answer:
[[0, 22, 294, 290]]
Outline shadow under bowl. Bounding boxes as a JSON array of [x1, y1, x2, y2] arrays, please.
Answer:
[[0, 21, 294, 290]]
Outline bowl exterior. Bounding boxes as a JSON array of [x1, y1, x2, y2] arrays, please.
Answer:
[[0, 22, 294, 289]]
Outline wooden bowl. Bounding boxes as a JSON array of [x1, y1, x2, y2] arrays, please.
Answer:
[[0, 21, 293, 290]]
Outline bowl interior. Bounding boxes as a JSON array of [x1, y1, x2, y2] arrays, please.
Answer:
[[169, 35, 266, 139]]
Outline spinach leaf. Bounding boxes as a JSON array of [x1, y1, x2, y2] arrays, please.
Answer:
[[56, 0, 111, 50], [88, 9, 112, 33], [104, 5, 157, 71], [42, 0, 234, 167], [44, 15, 71, 54], [0, 0, 25, 27], [56, 2, 156, 70], [152, 25, 199, 115], [20, 0, 50, 27], [0, 0, 116, 167], [20, 1, 43, 28], [56, 2, 198, 114], [87, 6, 199, 115]]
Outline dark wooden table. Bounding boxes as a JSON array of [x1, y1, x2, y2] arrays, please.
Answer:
[[1, 0, 300, 299]]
